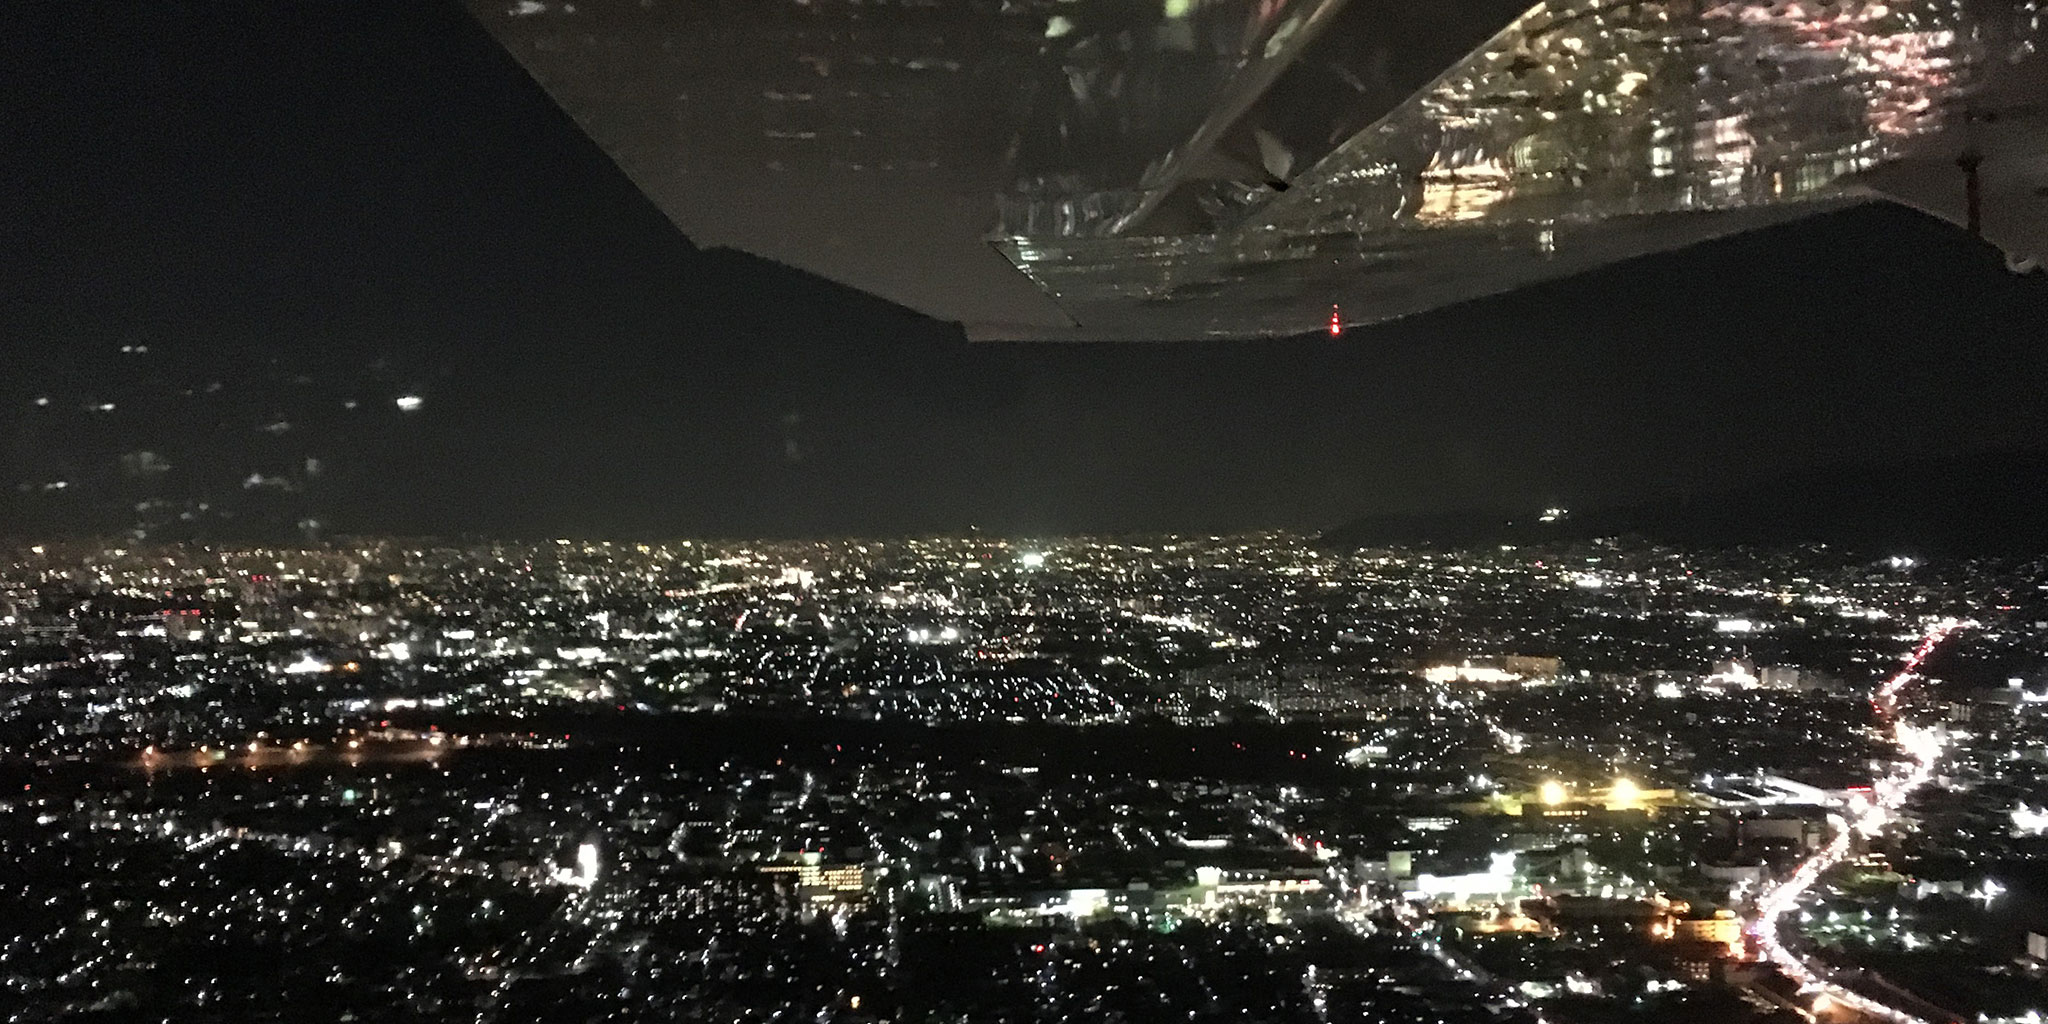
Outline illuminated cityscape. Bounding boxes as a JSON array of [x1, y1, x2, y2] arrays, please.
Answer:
[[4, 534, 2047, 1022], [9, 1, 2048, 1021]]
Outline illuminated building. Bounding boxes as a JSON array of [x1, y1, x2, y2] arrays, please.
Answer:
[[760, 859, 872, 906], [1669, 908, 1745, 951], [549, 839, 603, 887], [1420, 654, 1560, 685], [1492, 778, 1679, 816], [1502, 655, 1561, 679], [1705, 658, 1759, 689], [466, 0, 2045, 339]]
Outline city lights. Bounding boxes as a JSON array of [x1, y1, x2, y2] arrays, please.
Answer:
[[0, 537, 2035, 1022]]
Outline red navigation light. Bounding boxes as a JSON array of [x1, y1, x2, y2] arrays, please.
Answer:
[[1328, 305, 1342, 337]]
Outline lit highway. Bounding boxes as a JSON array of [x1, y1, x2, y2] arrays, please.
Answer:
[[1752, 618, 1968, 1024]]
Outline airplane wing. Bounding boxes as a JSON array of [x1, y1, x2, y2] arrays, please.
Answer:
[[464, 0, 2044, 340], [1853, 50, 2048, 274]]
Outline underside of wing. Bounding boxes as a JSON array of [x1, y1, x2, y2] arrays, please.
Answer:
[[464, 0, 2043, 340]]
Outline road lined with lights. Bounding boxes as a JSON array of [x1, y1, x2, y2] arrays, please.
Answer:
[[1752, 617, 1967, 1024]]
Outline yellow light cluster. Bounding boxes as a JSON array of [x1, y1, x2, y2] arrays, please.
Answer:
[[1538, 777, 1641, 806]]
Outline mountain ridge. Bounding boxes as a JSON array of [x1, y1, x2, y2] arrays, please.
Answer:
[[1320, 447, 2048, 556]]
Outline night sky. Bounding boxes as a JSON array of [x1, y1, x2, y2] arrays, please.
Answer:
[[5, 1, 2047, 541]]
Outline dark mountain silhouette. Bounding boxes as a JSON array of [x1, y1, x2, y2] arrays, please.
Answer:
[[8, 0, 2048, 541], [1321, 447, 2048, 556]]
